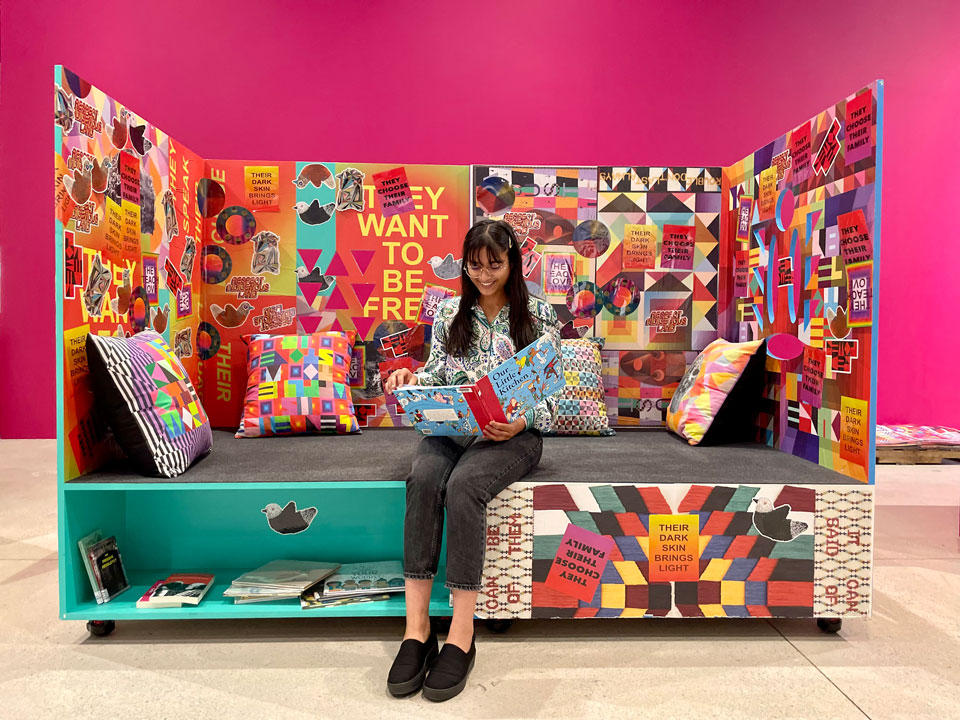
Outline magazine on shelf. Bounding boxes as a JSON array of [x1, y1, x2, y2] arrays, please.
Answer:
[[136, 573, 216, 608], [77, 530, 129, 604], [321, 561, 406, 599], [300, 591, 392, 610], [393, 333, 563, 436], [224, 560, 340, 594]]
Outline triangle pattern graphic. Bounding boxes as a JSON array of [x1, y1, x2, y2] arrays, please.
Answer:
[[352, 283, 376, 307], [324, 284, 350, 310], [325, 251, 350, 277], [299, 315, 324, 334], [351, 249, 376, 276], [298, 248, 323, 271], [299, 282, 324, 307], [600, 194, 643, 214], [352, 315, 378, 340]]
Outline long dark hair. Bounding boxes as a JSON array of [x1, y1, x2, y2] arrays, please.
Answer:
[[446, 220, 535, 357]]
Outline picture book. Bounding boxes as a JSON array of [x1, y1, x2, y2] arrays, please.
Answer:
[[321, 561, 406, 599], [393, 333, 564, 435], [224, 560, 340, 593], [136, 573, 216, 608]]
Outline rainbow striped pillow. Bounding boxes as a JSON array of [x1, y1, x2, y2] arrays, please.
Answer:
[[666, 338, 766, 445]]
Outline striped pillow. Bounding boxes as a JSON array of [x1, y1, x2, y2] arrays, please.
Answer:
[[86, 331, 212, 477], [545, 337, 614, 436]]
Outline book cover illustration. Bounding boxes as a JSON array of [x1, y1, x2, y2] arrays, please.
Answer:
[[137, 573, 215, 608], [77, 529, 106, 603], [225, 560, 340, 592], [322, 561, 405, 599], [393, 333, 564, 436], [78, 533, 129, 604]]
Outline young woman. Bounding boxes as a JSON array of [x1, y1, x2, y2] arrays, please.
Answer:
[[383, 219, 561, 702]]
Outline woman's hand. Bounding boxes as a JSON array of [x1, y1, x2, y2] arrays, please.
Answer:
[[384, 368, 417, 394], [482, 417, 527, 442]]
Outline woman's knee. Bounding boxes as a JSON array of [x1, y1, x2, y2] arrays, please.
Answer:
[[405, 462, 443, 501], [443, 470, 486, 511]]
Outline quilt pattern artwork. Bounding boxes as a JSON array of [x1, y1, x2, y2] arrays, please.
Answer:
[[722, 82, 882, 483], [598, 167, 724, 426], [473, 167, 726, 427], [477, 482, 873, 620]]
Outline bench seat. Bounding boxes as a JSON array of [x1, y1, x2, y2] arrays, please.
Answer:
[[73, 429, 853, 485]]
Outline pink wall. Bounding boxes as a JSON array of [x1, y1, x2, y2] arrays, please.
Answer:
[[1, 0, 957, 438]]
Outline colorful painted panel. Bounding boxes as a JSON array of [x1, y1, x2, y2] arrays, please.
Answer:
[[478, 482, 872, 619], [56, 66, 205, 480], [472, 166, 599, 340], [595, 167, 724, 427], [197, 161, 470, 429], [722, 81, 882, 483], [472, 166, 725, 428]]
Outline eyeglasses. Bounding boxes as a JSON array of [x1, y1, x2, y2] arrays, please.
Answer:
[[465, 262, 506, 278]]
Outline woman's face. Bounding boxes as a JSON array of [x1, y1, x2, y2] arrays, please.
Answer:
[[466, 247, 509, 298]]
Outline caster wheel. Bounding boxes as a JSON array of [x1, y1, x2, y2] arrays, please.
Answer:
[[817, 618, 842, 634], [430, 616, 452, 634], [86, 620, 116, 637], [484, 619, 514, 634]]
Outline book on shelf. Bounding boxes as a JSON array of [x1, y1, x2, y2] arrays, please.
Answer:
[[322, 561, 405, 599], [223, 560, 340, 603], [393, 333, 563, 436], [136, 573, 215, 609], [77, 530, 129, 604], [300, 591, 392, 610]]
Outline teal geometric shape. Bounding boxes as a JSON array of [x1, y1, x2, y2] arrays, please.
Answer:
[[724, 486, 760, 512], [590, 485, 625, 513], [564, 511, 600, 535], [769, 534, 814, 560], [533, 534, 564, 560]]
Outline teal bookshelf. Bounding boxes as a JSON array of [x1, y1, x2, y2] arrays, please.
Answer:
[[58, 480, 446, 623]]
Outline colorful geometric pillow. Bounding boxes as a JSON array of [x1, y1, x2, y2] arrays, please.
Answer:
[[236, 331, 360, 438], [86, 331, 212, 477], [667, 338, 766, 445], [545, 337, 615, 436]]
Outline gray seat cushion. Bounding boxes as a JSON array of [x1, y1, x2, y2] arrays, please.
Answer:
[[73, 429, 853, 485]]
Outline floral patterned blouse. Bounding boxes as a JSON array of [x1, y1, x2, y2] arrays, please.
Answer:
[[413, 296, 563, 433]]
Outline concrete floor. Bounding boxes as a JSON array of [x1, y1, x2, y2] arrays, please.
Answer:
[[1, 440, 958, 720]]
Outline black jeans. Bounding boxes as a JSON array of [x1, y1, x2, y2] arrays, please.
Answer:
[[403, 430, 543, 591]]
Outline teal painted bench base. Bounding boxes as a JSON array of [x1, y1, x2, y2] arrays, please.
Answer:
[[58, 430, 873, 626]]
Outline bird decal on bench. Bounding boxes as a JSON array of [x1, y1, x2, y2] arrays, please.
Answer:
[[261, 501, 318, 535], [750, 497, 809, 542]]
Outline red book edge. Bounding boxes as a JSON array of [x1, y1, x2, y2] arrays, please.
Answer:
[[473, 376, 508, 425], [138, 580, 165, 605]]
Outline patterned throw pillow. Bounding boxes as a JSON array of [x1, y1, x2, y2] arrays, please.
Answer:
[[236, 331, 360, 438], [545, 337, 614, 436], [666, 338, 766, 445], [86, 331, 212, 477]]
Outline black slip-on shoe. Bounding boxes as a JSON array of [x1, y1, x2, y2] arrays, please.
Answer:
[[422, 637, 476, 702], [387, 632, 439, 697]]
